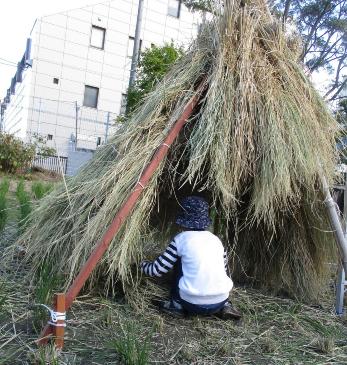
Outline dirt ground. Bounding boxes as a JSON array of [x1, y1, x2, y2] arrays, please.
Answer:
[[1, 174, 347, 364]]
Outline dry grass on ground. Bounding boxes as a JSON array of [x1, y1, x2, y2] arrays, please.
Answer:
[[1, 181, 347, 364]]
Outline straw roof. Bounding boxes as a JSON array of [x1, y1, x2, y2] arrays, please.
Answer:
[[19, 0, 338, 300]]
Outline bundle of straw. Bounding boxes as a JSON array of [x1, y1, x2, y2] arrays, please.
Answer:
[[19, 0, 337, 300]]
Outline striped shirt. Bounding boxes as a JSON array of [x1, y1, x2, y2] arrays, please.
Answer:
[[141, 240, 229, 277]]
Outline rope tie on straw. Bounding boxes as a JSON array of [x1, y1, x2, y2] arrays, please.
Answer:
[[36, 304, 66, 327], [137, 181, 145, 189]]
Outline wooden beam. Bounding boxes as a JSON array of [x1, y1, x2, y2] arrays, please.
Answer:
[[54, 293, 65, 349], [37, 79, 206, 347]]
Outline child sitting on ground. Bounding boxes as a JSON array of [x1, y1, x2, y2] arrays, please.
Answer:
[[140, 196, 241, 319]]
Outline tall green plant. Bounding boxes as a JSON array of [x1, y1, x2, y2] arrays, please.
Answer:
[[0, 178, 10, 231], [32, 181, 53, 200], [112, 322, 151, 365], [16, 180, 31, 229]]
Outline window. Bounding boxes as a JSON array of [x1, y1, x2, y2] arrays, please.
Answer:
[[127, 36, 142, 58], [83, 86, 99, 108], [53, 78, 59, 84], [47, 134, 53, 140], [90, 25, 106, 49], [168, 0, 181, 18], [120, 93, 127, 114]]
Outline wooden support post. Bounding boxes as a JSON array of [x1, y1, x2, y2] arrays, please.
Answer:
[[54, 293, 66, 349], [36, 293, 66, 347], [37, 79, 207, 348]]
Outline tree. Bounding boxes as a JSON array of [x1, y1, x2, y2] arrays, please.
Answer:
[[182, 0, 212, 12], [271, 0, 347, 102], [184, 1, 347, 102], [125, 43, 183, 115], [336, 98, 347, 125]]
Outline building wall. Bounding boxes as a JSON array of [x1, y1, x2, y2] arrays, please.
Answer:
[[3, 0, 199, 156], [1, 63, 33, 139]]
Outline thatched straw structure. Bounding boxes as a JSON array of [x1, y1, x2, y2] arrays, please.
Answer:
[[19, 0, 337, 300]]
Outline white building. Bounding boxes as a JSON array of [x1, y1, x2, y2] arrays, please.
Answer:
[[0, 0, 199, 156]]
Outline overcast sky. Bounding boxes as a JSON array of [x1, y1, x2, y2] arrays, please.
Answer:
[[0, 0, 101, 98]]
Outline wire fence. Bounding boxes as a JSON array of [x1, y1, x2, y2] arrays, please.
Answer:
[[4, 96, 119, 157]]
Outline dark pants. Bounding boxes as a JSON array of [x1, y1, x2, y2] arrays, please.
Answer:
[[171, 258, 227, 315]]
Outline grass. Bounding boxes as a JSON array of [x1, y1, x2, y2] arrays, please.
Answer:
[[112, 321, 152, 365], [31, 181, 53, 200], [15, 179, 32, 229], [0, 197, 346, 364], [0, 178, 10, 231]]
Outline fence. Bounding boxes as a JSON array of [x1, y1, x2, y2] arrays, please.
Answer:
[[4, 95, 119, 157], [32, 155, 68, 174]]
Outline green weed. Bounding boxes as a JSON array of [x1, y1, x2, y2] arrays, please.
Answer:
[[0, 178, 10, 231], [33, 261, 62, 333], [16, 179, 31, 229], [0, 178, 10, 195], [0, 280, 8, 313], [32, 181, 53, 200], [112, 321, 151, 365]]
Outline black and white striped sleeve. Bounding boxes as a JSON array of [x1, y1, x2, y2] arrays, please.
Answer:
[[224, 249, 228, 273], [141, 241, 179, 277]]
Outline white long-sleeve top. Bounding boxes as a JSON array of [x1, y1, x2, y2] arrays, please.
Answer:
[[141, 230, 233, 305]]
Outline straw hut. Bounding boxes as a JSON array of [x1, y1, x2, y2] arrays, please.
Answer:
[[20, 0, 337, 301]]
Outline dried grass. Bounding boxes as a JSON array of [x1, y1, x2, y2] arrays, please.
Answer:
[[15, 0, 338, 300]]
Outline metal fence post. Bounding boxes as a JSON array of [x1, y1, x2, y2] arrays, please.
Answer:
[[105, 112, 110, 143], [75, 101, 79, 149], [335, 171, 347, 315]]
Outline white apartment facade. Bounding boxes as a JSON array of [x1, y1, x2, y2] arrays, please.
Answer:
[[0, 0, 199, 156]]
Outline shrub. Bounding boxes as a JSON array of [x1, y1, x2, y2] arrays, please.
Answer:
[[0, 133, 35, 173], [0, 132, 56, 173], [16, 180, 32, 228], [31, 133, 56, 158]]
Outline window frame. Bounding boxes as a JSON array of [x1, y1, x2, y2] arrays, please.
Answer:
[[127, 36, 142, 58], [83, 85, 99, 109], [90, 25, 106, 50], [167, 0, 182, 18]]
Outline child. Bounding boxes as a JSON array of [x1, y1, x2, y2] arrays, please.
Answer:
[[140, 196, 241, 319]]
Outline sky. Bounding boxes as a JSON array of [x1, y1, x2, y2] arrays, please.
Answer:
[[0, 0, 101, 98]]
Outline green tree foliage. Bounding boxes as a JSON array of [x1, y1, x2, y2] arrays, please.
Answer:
[[182, 0, 212, 11], [126, 43, 183, 114]]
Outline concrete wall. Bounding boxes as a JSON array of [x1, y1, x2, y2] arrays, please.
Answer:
[[66, 141, 94, 176]]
